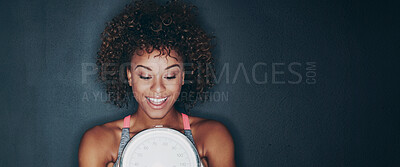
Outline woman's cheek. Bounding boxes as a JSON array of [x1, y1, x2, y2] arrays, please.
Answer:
[[132, 84, 146, 103], [171, 81, 183, 97]]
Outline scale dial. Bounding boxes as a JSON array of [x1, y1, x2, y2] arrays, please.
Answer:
[[120, 128, 203, 167]]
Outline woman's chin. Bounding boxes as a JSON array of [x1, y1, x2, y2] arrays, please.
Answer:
[[144, 109, 169, 119]]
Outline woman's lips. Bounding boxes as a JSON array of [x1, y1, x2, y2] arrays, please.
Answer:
[[146, 96, 169, 109]]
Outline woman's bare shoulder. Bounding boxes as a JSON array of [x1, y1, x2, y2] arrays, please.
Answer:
[[79, 119, 123, 166], [189, 115, 226, 127], [82, 119, 123, 140], [188, 115, 235, 166], [189, 115, 233, 140]]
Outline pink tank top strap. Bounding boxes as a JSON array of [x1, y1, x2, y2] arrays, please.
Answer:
[[123, 115, 131, 128], [181, 113, 191, 130], [181, 113, 196, 146], [114, 114, 132, 167]]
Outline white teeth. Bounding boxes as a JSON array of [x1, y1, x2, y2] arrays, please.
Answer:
[[146, 97, 167, 104]]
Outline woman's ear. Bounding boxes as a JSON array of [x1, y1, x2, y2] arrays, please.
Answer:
[[126, 67, 132, 87]]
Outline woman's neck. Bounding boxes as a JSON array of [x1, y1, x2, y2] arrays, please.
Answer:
[[131, 107, 182, 130]]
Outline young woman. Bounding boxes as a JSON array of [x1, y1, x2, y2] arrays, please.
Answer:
[[78, 0, 235, 166]]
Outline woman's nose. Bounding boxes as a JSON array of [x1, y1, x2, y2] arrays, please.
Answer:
[[150, 76, 166, 94]]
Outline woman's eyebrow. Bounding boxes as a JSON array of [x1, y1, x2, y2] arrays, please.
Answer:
[[134, 64, 180, 71], [165, 64, 180, 70], [135, 65, 152, 71]]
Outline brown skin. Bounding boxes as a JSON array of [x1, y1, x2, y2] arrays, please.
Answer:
[[78, 49, 235, 167]]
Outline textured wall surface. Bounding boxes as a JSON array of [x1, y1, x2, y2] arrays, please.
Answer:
[[1, 0, 398, 166]]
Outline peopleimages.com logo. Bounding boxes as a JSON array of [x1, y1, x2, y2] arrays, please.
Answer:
[[202, 62, 317, 85], [81, 61, 317, 85]]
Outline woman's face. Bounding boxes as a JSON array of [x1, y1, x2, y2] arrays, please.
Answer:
[[126, 49, 185, 119]]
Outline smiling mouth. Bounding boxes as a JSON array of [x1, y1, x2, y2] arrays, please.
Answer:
[[146, 96, 168, 105]]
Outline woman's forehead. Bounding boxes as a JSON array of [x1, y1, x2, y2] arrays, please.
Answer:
[[131, 49, 182, 69]]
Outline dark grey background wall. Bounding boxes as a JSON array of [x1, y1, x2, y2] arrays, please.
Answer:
[[1, 0, 399, 166]]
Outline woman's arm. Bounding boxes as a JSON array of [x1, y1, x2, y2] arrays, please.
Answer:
[[78, 126, 111, 167], [202, 120, 236, 167]]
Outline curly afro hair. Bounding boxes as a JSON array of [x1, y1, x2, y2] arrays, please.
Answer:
[[96, 0, 216, 114]]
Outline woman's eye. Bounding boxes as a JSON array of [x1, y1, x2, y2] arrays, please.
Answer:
[[139, 76, 151, 80], [165, 76, 176, 80]]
